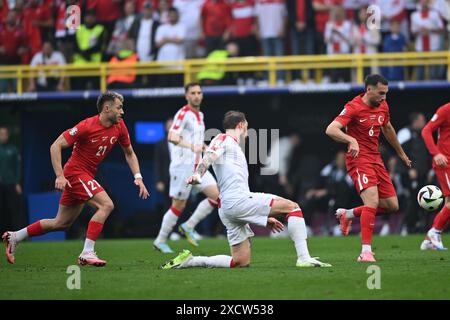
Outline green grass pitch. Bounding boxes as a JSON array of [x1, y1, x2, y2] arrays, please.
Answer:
[[0, 235, 449, 300]]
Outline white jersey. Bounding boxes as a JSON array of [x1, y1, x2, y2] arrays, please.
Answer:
[[169, 105, 205, 170], [208, 133, 250, 205]]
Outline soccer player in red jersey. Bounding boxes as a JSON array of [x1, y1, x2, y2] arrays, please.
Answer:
[[420, 102, 450, 250], [326, 74, 411, 262], [2, 92, 150, 266]]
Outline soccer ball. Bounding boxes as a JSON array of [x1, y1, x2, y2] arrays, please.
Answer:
[[417, 185, 443, 212]]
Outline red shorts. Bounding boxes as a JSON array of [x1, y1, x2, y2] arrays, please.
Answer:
[[347, 162, 397, 199], [59, 173, 105, 206], [434, 166, 450, 197]]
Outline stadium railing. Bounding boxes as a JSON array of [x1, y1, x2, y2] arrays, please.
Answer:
[[0, 51, 449, 94]]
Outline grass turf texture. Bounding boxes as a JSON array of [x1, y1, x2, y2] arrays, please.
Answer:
[[0, 235, 449, 299]]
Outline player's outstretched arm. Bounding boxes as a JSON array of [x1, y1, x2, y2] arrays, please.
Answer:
[[325, 121, 359, 158], [50, 134, 72, 191], [381, 121, 412, 168], [121, 145, 150, 199], [168, 131, 203, 153]]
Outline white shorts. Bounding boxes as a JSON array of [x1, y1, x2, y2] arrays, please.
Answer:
[[219, 192, 277, 246], [169, 169, 217, 200]]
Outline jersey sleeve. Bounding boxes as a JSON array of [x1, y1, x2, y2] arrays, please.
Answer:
[[62, 119, 88, 145], [206, 134, 227, 158], [334, 103, 356, 127], [119, 120, 131, 148], [169, 108, 187, 136], [421, 107, 447, 156]]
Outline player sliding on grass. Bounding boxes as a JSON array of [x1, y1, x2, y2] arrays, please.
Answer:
[[161, 111, 331, 269], [2, 91, 149, 267], [420, 102, 450, 250], [326, 74, 411, 262]]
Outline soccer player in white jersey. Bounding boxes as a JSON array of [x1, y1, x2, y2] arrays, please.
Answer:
[[153, 82, 220, 253], [161, 111, 332, 269]]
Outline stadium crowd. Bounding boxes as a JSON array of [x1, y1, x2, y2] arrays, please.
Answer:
[[1, 0, 450, 92]]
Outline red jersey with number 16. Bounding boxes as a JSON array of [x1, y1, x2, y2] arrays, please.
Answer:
[[62, 115, 131, 177], [334, 94, 390, 167]]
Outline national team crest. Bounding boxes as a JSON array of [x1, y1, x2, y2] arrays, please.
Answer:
[[69, 127, 78, 136]]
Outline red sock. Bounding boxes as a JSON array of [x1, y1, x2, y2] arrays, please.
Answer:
[[170, 206, 182, 217], [86, 221, 104, 241], [286, 208, 303, 219], [432, 206, 450, 231], [360, 207, 376, 245], [353, 206, 387, 217], [27, 220, 44, 237]]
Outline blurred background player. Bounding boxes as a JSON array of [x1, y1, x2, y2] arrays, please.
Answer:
[[2, 92, 149, 266], [420, 102, 450, 250], [161, 111, 331, 269], [325, 74, 411, 262], [153, 82, 220, 253]]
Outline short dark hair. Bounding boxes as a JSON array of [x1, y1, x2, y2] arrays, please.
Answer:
[[409, 112, 423, 123], [364, 74, 388, 89], [96, 91, 124, 113], [223, 111, 246, 130], [184, 82, 201, 93]]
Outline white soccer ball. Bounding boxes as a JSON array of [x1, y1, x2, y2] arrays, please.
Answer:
[[417, 185, 444, 212]]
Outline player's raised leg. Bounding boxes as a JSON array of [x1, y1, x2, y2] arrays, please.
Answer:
[[421, 196, 450, 250], [2, 204, 84, 264], [270, 198, 331, 267], [154, 199, 186, 253], [179, 183, 219, 247], [77, 191, 114, 267]]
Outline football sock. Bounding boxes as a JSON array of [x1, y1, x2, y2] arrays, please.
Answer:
[[24, 220, 44, 239], [185, 198, 217, 229], [361, 206, 376, 246], [287, 208, 311, 263], [83, 221, 104, 253], [432, 206, 450, 232], [352, 206, 387, 218], [182, 255, 234, 268], [15, 227, 30, 242], [155, 206, 180, 244], [362, 244, 372, 253]]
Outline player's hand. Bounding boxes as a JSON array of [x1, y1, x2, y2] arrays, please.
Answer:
[[134, 178, 150, 199], [433, 153, 448, 168], [186, 173, 202, 185], [266, 217, 284, 233], [55, 175, 71, 191], [399, 153, 412, 168], [348, 138, 359, 158]]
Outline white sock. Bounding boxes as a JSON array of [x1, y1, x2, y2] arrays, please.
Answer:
[[83, 239, 95, 253], [182, 255, 233, 268], [15, 228, 29, 242], [287, 215, 311, 262], [362, 244, 372, 253], [346, 209, 355, 219], [155, 208, 179, 243], [185, 199, 215, 229], [430, 227, 440, 233]]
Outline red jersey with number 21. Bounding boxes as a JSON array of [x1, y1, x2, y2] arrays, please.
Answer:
[[334, 94, 390, 167], [62, 115, 131, 177]]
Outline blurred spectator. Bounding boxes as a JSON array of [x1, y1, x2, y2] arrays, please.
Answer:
[[324, 5, 352, 82], [411, 0, 445, 80], [28, 41, 66, 92], [0, 10, 28, 93], [54, 0, 80, 62], [0, 126, 22, 232], [129, 1, 160, 62], [155, 6, 186, 86], [381, 21, 406, 81], [374, 0, 409, 39], [197, 41, 239, 85], [107, 39, 138, 89], [312, 0, 336, 56], [72, 9, 107, 89], [397, 112, 432, 234], [87, 0, 123, 45], [287, 0, 316, 83], [22, 0, 53, 59], [201, 0, 232, 55], [173, 0, 205, 58], [255, 0, 287, 84], [155, 0, 171, 24], [352, 6, 381, 79], [154, 118, 173, 211], [107, 0, 137, 57]]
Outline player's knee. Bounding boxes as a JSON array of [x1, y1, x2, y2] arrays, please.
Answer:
[[390, 202, 399, 212], [445, 201, 450, 210], [101, 200, 114, 213], [233, 257, 251, 268]]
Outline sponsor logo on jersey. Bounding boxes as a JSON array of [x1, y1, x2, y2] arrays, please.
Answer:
[[359, 118, 368, 122], [69, 127, 78, 136]]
